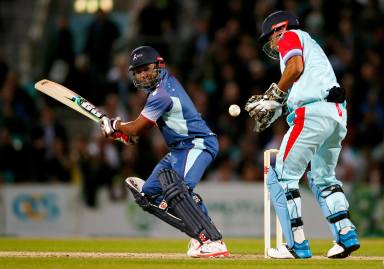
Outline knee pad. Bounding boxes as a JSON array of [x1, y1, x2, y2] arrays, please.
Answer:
[[321, 185, 354, 230], [307, 175, 354, 240], [320, 185, 349, 213]]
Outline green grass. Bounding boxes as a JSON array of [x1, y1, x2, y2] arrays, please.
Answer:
[[0, 258, 382, 269], [0, 238, 383, 269]]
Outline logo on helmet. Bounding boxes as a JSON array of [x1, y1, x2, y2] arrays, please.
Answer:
[[133, 53, 143, 61]]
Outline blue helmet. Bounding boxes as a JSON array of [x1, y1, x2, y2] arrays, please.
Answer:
[[259, 11, 300, 44], [129, 46, 165, 90], [129, 46, 164, 70]]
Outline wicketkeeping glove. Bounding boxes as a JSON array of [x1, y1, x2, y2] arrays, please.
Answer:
[[245, 83, 287, 133], [263, 83, 287, 104], [252, 106, 282, 132], [245, 95, 283, 132]]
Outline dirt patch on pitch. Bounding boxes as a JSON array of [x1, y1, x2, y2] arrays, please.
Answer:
[[0, 251, 381, 260], [0, 251, 187, 259]]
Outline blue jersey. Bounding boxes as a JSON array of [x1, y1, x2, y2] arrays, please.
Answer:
[[140, 69, 215, 148]]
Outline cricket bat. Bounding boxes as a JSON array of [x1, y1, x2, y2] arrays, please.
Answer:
[[34, 79, 104, 122]]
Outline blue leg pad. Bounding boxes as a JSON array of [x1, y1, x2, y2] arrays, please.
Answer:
[[267, 167, 294, 248]]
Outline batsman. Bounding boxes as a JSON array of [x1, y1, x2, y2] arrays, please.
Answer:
[[100, 46, 229, 258], [245, 11, 360, 258]]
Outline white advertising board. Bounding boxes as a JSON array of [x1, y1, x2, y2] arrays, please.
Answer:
[[0, 183, 330, 238]]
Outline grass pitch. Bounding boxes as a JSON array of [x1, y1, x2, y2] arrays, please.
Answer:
[[0, 238, 382, 269]]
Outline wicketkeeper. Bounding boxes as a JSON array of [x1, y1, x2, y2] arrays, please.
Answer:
[[100, 46, 229, 258], [245, 11, 360, 259]]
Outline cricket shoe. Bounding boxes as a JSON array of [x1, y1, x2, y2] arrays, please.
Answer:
[[327, 229, 360, 258], [267, 240, 312, 259], [187, 238, 201, 257], [187, 239, 229, 258]]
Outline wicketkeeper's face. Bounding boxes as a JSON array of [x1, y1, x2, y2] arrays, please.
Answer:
[[269, 28, 285, 51], [262, 26, 286, 61]]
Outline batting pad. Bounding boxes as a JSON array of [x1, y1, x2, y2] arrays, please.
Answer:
[[157, 169, 222, 242], [125, 177, 195, 238]]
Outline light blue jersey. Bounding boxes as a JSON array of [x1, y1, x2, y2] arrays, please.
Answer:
[[275, 29, 346, 175], [279, 30, 340, 112]]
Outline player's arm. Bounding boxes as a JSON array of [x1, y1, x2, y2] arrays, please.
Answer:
[[274, 30, 304, 94], [101, 88, 172, 144], [116, 114, 155, 136], [244, 32, 303, 132], [100, 114, 154, 142], [248, 31, 304, 106], [277, 55, 303, 92]]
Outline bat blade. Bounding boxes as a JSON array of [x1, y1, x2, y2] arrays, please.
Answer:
[[34, 79, 104, 122]]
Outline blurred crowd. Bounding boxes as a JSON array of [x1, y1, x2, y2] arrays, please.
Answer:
[[1, 0, 384, 208]]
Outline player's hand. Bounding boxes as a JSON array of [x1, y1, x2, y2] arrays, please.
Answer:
[[245, 95, 283, 118], [251, 99, 283, 118], [111, 130, 130, 145], [245, 94, 283, 133], [245, 94, 262, 116], [100, 117, 139, 145], [245, 83, 286, 115], [263, 83, 287, 104], [252, 107, 282, 132], [100, 116, 120, 137], [253, 118, 269, 133]]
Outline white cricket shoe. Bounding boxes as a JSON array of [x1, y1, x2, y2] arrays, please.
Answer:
[[187, 239, 229, 258], [327, 229, 360, 258], [267, 245, 296, 259], [327, 241, 346, 257], [267, 240, 312, 259], [187, 238, 202, 257]]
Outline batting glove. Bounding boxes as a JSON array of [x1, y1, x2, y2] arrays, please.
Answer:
[[100, 117, 139, 145], [100, 116, 120, 137]]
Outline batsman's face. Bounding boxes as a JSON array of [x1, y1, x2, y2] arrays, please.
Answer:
[[132, 63, 158, 88]]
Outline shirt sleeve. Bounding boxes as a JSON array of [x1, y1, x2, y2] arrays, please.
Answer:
[[278, 31, 303, 64], [141, 88, 173, 122]]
